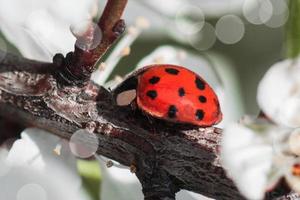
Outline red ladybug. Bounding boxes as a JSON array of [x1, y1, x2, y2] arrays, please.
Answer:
[[113, 64, 222, 127]]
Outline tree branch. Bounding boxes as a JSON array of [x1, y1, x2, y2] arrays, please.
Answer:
[[0, 50, 56, 73], [0, 52, 298, 200]]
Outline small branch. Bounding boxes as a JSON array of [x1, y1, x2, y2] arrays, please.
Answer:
[[286, 0, 300, 58], [59, 0, 128, 85]]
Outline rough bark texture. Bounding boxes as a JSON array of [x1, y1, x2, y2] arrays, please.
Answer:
[[0, 0, 298, 199]]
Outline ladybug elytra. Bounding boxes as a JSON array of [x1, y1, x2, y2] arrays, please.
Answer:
[[113, 64, 222, 127]]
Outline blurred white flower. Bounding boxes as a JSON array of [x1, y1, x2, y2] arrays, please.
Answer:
[[285, 162, 300, 194], [0, 166, 89, 200], [221, 116, 300, 199], [288, 128, 300, 156], [0, 128, 88, 200], [223, 57, 300, 199], [222, 118, 275, 199], [0, 0, 98, 61], [176, 190, 214, 200], [257, 58, 300, 128], [97, 156, 143, 200]]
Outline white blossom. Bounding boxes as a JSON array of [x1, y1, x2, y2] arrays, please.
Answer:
[[0, 128, 88, 200], [0, 0, 97, 61], [221, 117, 293, 199], [257, 58, 300, 128]]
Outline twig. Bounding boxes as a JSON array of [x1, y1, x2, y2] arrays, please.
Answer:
[[58, 0, 128, 86]]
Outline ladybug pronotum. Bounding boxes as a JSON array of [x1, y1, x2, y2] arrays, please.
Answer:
[[113, 64, 222, 127]]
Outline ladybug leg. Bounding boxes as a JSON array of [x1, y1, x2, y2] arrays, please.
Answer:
[[131, 101, 157, 134], [130, 100, 138, 111], [143, 112, 158, 134], [130, 100, 141, 119]]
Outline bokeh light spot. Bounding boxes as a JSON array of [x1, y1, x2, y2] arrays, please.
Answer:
[[216, 15, 245, 44], [69, 129, 99, 158], [188, 22, 216, 51], [264, 0, 289, 28], [71, 21, 102, 51], [243, 0, 273, 25], [175, 5, 205, 35]]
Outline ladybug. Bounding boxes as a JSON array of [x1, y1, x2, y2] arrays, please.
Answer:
[[113, 64, 222, 127]]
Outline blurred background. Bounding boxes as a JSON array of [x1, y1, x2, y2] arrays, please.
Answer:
[[0, 0, 289, 199]]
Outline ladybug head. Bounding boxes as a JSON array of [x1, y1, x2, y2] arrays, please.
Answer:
[[112, 75, 138, 106]]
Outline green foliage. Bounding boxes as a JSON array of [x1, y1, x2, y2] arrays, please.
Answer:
[[77, 159, 102, 200], [287, 0, 300, 58]]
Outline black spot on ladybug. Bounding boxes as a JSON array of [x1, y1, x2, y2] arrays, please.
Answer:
[[146, 90, 157, 100], [198, 95, 207, 103], [195, 77, 205, 90], [195, 109, 204, 120], [165, 68, 179, 75], [168, 105, 178, 118], [149, 76, 160, 84], [178, 87, 185, 97]]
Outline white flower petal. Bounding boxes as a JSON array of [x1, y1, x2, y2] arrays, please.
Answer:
[[285, 162, 300, 194], [97, 158, 143, 200], [6, 128, 81, 190], [288, 128, 300, 156], [0, 164, 88, 200], [0, 0, 97, 61], [0, 150, 9, 177], [257, 59, 300, 128], [221, 121, 282, 200], [176, 190, 213, 200]]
